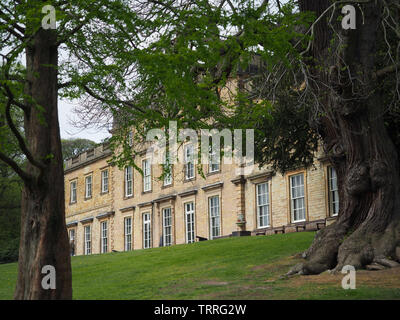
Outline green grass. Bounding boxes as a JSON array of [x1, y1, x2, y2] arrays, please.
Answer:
[[0, 231, 399, 299]]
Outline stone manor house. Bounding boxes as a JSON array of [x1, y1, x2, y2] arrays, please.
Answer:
[[64, 138, 339, 256]]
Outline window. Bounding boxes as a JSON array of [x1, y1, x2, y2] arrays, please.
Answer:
[[101, 170, 109, 193], [184, 144, 194, 179], [70, 181, 77, 203], [209, 196, 221, 239], [128, 131, 133, 146], [142, 159, 151, 192], [84, 225, 91, 255], [290, 173, 306, 222], [143, 212, 151, 249], [125, 166, 133, 197], [256, 182, 270, 228], [328, 167, 339, 216], [163, 152, 172, 186], [162, 208, 172, 247], [69, 229, 75, 256], [185, 202, 195, 244], [101, 221, 108, 253], [209, 145, 220, 173], [124, 217, 132, 251], [85, 175, 92, 199]]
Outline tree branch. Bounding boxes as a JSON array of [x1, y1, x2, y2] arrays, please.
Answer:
[[374, 63, 400, 78]]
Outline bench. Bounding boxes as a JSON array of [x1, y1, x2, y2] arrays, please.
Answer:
[[274, 226, 285, 234], [295, 224, 306, 232], [196, 236, 208, 242], [316, 221, 326, 230], [256, 230, 266, 236]]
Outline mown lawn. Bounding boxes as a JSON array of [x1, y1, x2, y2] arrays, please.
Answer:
[[0, 231, 399, 300]]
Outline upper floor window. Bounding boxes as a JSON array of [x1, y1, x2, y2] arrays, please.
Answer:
[[101, 170, 109, 193], [128, 131, 133, 146], [142, 159, 151, 192], [328, 166, 339, 216], [290, 173, 306, 222], [70, 180, 77, 203], [163, 152, 172, 186], [256, 182, 270, 228], [125, 166, 133, 197], [184, 144, 194, 180], [85, 175, 92, 199], [209, 145, 220, 173]]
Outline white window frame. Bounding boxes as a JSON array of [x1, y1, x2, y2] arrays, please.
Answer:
[[328, 166, 339, 216], [185, 202, 195, 244], [184, 144, 195, 180], [142, 159, 151, 192], [84, 225, 91, 255], [128, 131, 133, 146], [101, 221, 108, 253], [125, 166, 133, 197], [290, 173, 306, 222], [209, 145, 220, 173], [70, 180, 77, 203], [124, 217, 132, 251], [143, 212, 151, 249], [69, 229, 75, 256], [209, 196, 221, 239], [162, 208, 172, 247], [163, 152, 173, 186], [101, 170, 109, 193], [256, 182, 270, 228], [85, 175, 92, 199]]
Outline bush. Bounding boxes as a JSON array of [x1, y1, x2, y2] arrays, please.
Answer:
[[0, 238, 19, 264]]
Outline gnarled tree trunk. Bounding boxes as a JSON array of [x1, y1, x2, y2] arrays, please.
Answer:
[[290, 0, 400, 275], [14, 27, 72, 299]]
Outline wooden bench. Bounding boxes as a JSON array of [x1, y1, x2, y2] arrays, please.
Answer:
[[274, 226, 285, 234], [295, 223, 306, 232], [316, 221, 326, 230], [196, 236, 208, 242], [255, 230, 266, 236]]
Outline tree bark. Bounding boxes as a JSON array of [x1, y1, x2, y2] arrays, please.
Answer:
[[290, 1, 400, 275], [14, 28, 72, 299]]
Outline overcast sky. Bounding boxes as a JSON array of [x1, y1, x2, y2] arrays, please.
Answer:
[[58, 98, 110, 143]]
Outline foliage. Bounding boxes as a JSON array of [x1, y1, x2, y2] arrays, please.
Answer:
[[61, 138, 97, 161]]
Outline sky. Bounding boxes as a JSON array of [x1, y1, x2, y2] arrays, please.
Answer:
[[58, 98, 111, 143]]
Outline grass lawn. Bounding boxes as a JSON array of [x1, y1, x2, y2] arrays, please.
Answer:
[[0, 231, 399, 299]]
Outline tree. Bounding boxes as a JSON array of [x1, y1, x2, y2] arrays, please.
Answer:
[[0, 0, 144, 299], [61, 138, 97, 161], [70, 0, 400, 274]]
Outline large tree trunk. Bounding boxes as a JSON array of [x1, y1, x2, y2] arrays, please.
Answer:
[[290, 1, 400, 275], [14, 27, 72, 299]]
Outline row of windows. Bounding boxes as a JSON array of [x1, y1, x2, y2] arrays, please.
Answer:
[[255, 167, 339, 228], [69, 167, 339, 254], [69, 145, 220, 204]]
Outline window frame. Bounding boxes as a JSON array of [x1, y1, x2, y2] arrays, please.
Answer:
[[289, 173, 306, 223], [84, 225, 91, 255], [101, 169, 109, 194], [100, 221, 108, 253], [328, 166, 339, 217], [162, 207, 172, 247], [185, 202, 195, 244], [70, 180, 77, 203], [143, 212, 151, 249], [142, 159, 152, 192], [85, 175, 92, 199], [184, 144, 195, 180], [124, 217, 132, 251], [124, 166, 133, 198], [209, 195, 221, 239], [256, 182, 270, 228]]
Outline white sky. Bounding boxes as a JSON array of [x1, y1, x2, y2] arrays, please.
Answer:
[[58, 98, 110, 143]]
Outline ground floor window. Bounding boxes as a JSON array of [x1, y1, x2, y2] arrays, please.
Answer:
[[69, 229, 75, 256], [101, 221, 108, 253], [290, 173, 306, 222], [328, 166, 339, 216], [124, 217, 132, 251], [256, 182, 270, 228], [162, 208, 172, 246], [143, 213, 151, 249], [185, 202, 195, 244], [84, 225, 91, 255], [209, 196, 220, 239]]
